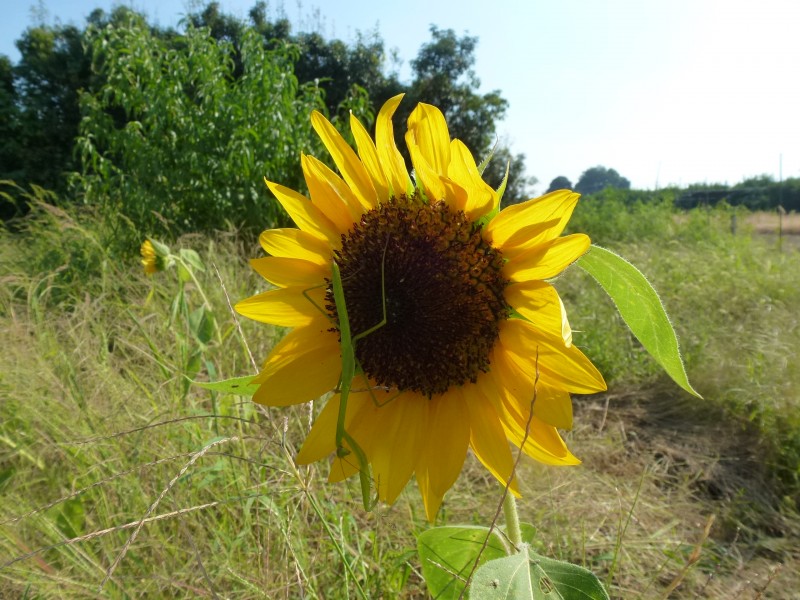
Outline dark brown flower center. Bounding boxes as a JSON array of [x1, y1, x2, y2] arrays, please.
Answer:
[[325, 193, 510, 398]]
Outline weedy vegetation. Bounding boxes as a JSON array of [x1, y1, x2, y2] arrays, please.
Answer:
[[1, 189, 798, 598]]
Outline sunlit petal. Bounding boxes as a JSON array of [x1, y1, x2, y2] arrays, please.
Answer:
[[407, 102, 451, 174], [350, 113, 389, 204], [311, 110, 376, 209], [416, 388, 470, 521], [265, 178, 340, 245], [302, 154, 364, 229], [500, 319, 607, 394], [235, 285, 326, 327], [251, 320, 341, 406], [259, 229, 331, 265], [503, 234, 590, 282], [505, 280, 572, 344], [375, 94, 413, 197], [249, 256, 327, 288], [463, 380, 520, 495], [485, 190, 581, 254]]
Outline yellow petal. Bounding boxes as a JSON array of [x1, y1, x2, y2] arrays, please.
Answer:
[[416, 388, 470, 521], [369, 391, 427, 504], [503, 234, 590, 282], [328, 455, 360, 483], [499, 319, 607, 394], [350, 112, 390, 203], [296, 394, 343, 464], [490, 341, 574, 430], [265, 178, 340, 246], [500, 405, 580, 466], [505, 281, 572, 345], [485, 190, 581, 254], [532, 383, 574, 430], [447, 139, 495, 220], [296, 389, 379, 466], [407, 103, 451, 174], [463, 381, 519, 495], [235, 285, 326, 327], [251, 320, 341, 406], [407, 139, 447, 202], [249, 256, 327, 288], [483, 367, 578, 465], [259, 228, 331, 265], [376, 94, 412, 197], [302, 154, 364, 231], [310, 110, 376, 210], [326, 386, 400, 483]]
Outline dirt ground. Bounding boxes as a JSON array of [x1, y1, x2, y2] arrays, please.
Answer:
[[745, 211, 800, 235], [568, 390, 800, 599]]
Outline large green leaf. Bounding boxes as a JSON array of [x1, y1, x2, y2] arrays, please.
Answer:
[[417, 526, 510, 599], [470, 545, 609, 600], [577, 245, 700, 397]]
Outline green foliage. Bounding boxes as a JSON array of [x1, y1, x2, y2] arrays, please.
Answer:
[[0, 181, 115, 307], [577, 245, 699, 398], [418, 526, 511, 598], [575, 166, 631, 196], [566, 187, 683, 245], [72, 15, 325, 242], [1, 22, 91, 201], [5, 2, 532, 229], [547, 176, 573, 193], [560, 198, 800, 503], [471, 546, 608, 599], [418, 525, 609, 599], [677, 175, 800, 211], [2, 202, 799, 597], [407, 26, 507, 157]]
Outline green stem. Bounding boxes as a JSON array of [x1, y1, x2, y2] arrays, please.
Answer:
[[176, 257, 222, 344], [503, 491, 523, 549]]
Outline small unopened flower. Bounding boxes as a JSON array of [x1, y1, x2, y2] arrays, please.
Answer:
[[140, 239, 168, 274]]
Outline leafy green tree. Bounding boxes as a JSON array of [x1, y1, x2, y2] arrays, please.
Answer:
[[547, 176, 573, 193], [399, 26, 506, 161], [8, 23, 91, 195], [0, 56, 22, 177], [575, 166, 630, 196], [73, 13, 325, 240], [188, 1, 383, 126]]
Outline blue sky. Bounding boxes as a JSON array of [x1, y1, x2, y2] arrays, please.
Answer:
[[3, 0, 800, 193]]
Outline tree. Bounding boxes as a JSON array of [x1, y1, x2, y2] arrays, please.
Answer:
[[575, 166, 630, 196], [401, 26, 507, 161], [546, 176, 573, 193], [188, 2, 387, 125], [73, 14, 325, 240], [9, 22, 92, 195]]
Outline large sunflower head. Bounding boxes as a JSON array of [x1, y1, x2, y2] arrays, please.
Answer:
[[236, 95, 606, 521]]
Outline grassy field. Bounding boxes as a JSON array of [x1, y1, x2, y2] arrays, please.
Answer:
[[1, 201, 798, 598]]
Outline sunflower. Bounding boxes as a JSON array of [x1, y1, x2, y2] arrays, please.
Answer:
[[236, 95, 606, 521], [140, 239, 160, 275]]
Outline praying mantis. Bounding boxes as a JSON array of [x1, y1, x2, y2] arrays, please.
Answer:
[[304, 239, 392, 510]]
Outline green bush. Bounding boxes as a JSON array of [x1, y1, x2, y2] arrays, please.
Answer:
[[72, 14, 327, 244]]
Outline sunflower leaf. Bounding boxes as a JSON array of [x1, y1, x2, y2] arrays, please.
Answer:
[[470, 544, 609, 599], [576, 245, 700, 398], [417, 525, 509, 599], [194, 375, 258, 397]]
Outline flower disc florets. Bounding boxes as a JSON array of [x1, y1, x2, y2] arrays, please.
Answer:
[[326, 193, 510, 397]]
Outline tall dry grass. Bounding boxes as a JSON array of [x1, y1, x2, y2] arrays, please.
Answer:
[[1, 198, 798, 598]]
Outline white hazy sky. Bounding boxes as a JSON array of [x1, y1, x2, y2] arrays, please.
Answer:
[[3, 0, 799, 193]]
